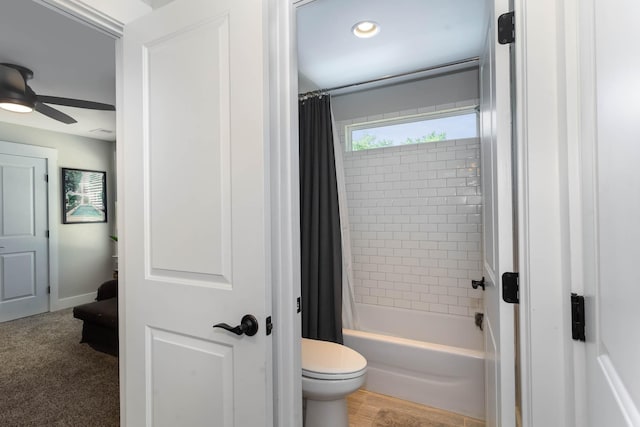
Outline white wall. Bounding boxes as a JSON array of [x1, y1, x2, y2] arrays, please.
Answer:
[[332, 68, 479, 121], [0, 122, 116, 302]]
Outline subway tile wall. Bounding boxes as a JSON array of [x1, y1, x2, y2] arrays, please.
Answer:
[[336, 101, 484, 317]]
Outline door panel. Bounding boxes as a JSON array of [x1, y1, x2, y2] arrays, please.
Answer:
[[2, 252, 36, 300], [122, 0, 271, 425], [0, 154, 48, 322], [480, 0, 515, 424], [582, 0, 640, 423], [146, 14, 231, 280], [149, 328, 233, 427]]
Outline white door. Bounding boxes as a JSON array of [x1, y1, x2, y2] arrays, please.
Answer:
[[580, 0, 640, 424], [0, 153, 49, 323], [479, 0, 515, 425], [120, 0, 272, 425]]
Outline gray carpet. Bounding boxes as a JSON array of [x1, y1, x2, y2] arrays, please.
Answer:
[[0, 308, 119, 426]]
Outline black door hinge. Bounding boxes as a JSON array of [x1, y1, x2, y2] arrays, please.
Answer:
[[571, 293, 586, 341], [296, 297, 301, 313], [266, 316, 273, 336], [45, 230, 50, 238], [45, 174, 49, 182], [47, 286, 50, 294], [498, 11, 515, 44], [502, 272, 519, 304]]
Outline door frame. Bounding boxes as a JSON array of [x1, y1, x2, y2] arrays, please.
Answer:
[[514, 0, 579, 425], [38, 0, 582, 426], [0, 140, 59, 315]]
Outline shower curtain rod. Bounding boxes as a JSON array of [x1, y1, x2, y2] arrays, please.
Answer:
[[299, 56, 479, 98]]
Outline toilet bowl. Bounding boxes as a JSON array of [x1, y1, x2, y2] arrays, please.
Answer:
[[301, 338, 367, 427]]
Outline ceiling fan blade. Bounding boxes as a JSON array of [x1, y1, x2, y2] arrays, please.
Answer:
[[35, 102, 77, 124], [37, 95, 115, 111]]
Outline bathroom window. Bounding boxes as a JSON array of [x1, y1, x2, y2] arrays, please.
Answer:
[[345, 107, 478, 152]]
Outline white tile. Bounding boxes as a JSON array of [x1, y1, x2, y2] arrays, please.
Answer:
[[370, 272, 386, 281], [362, 279, 378, 288], [438, 224, 457, 233], [448, 306, 469, 316], [438, 276, 458, 287], [458, 224, 478, 233], [362, 296, 378, 305], [394, 300, 412, 309], [378, 281, 395, 290], [420, 276, 439, 286], [397, 284, 413, 293], [467, 289, 484, 299], [430, 303, 449, 314], [411, 301, 431, 311], [436, 187, 457, 197], [370, 288, 386, 297], [394, 265, 411, 274], [447, 250, 468, 260], [457, 187, 478, 196], [447, 232, 468, 242], [448, 287, 468, 297], [448, 214, 468, 224], [439, 295, 458, 305], [438, 259, 458, 270], [458, 296, 471, 307], [378, 297, 395, 307], [420, 293, 438, 303], [395, 250, 414, 261], [362, 247, 379, 256]]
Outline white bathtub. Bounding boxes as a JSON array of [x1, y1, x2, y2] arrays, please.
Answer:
[[343, 303, 485, 420]]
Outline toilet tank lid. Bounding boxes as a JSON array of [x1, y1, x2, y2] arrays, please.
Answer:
[[301, 338, 367, 375]]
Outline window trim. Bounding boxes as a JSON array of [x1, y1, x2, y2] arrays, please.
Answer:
[[345, 105, 479, 152]]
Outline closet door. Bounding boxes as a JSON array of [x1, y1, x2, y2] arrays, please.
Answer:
[[0, 152, 48, 322]]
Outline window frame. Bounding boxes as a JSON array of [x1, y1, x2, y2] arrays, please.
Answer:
[[344, 105, 479, 152]]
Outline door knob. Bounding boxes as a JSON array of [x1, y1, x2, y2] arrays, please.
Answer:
[[213, 314, 259, 336]]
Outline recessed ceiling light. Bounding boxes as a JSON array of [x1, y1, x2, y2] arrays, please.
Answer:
[[352, 21, 380, 38]]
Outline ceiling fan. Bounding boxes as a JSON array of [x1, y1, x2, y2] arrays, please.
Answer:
[[0, 63, 115, 124]]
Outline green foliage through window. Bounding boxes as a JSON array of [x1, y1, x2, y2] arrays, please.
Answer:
[[347, 110, 478, 152], [351, 131, 447, 151]]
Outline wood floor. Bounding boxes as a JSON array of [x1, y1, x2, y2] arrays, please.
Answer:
[[348, 389, 485, 427]]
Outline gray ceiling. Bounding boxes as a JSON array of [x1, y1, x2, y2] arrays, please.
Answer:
[[297, 0, 486, 92], [0, 0, 116, 141]]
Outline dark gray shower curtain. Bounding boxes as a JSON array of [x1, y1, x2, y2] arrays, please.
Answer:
[[299, 95, 343, 344]]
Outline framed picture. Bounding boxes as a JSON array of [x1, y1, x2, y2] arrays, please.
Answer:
[[62, 168, 107, 224]]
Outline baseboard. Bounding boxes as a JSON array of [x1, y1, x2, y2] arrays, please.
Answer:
[[52, 292, 97, 311]]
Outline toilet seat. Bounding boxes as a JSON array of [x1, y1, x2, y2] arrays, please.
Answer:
[[302, 338, 367, 380]]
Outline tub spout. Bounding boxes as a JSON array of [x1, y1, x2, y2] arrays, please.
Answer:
[[474, 312, 484, 331]]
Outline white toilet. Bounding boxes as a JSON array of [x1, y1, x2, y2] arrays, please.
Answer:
[[301, 338, 367, 427]]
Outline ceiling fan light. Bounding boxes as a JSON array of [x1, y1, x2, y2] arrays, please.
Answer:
[[0, 101, 33, 113], [352, 21, 380, 38]]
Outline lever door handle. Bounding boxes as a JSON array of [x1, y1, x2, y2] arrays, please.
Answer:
[[213, 314, 259, 336]]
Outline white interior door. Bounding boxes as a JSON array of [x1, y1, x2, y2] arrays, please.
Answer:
[[0, 152, 48, 323], [581, 0, 640, 424], [121, 0, 272, 425], [480, 0, 515, 425]]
